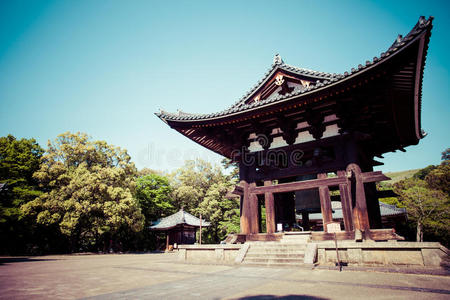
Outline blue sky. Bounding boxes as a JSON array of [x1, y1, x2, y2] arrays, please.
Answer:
[[0, 0, 449, 173]]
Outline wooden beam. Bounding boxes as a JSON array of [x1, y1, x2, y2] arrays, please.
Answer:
[[249, 171, 389, 195], [264, 180, 276, 234], [250, 176, 346, 195], [361, 171, 391, 183], [231, 185, 244, 196], [318, 173, 333, 231]]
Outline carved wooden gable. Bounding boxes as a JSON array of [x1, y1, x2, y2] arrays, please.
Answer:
[[246, 71, 314, 104]]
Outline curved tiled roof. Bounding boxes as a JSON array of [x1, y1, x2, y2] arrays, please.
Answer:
[[156, 16, 433, 123], [149, 209, 210, 230], [297, 201, 406, 221]]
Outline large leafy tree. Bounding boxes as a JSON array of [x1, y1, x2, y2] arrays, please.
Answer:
[[22, 132, 144, 252], [170, 159, 240, 243], [131, 174, 175, 251], [0, 135, 44, 254], [394, 178, 449, 242], [135, 174, 174, 224], [197, 182, 238, 242], [170, 159, 224, 212]]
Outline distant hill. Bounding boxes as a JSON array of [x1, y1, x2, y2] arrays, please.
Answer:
[[384, 169, 420, 184]]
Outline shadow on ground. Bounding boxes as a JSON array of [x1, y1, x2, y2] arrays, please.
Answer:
[[0, 257, 58, 265], [234, 295, 328, 300]]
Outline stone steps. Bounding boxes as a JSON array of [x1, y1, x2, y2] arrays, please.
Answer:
[[241, 261, 312, 268], [246, 251, 306, 256], [243, 257, 305, 264], [241, 233, 312, 267], [246, 253, 305, 258], [246, 245, 306, 253]]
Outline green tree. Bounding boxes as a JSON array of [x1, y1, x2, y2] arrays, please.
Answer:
[[441, 148, 450, 161], [221, 158, 239, 180], [135, 174, 174, 224], [171, 159, 240, 243], [22, 132, 144, 252], [197, 182, 236, 242], [425, 148, 450, 195], [170, 159, 224, 212], [413, 165, 437, 180], [394, 178, 449, 242], [376, 181, 404, 208], [0, 135, 44, 254]]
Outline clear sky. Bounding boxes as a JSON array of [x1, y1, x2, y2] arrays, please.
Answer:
[[0, 0, 449, 173]]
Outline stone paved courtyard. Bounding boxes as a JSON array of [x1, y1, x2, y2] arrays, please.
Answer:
[[0, 253, 449, 299]]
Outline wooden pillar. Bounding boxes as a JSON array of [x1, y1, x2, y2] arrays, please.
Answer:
[[240, 180, 251, 234], [337, 170, 353, 232], [264, 180, 276, 234], [240, 180, 260, 234], [165, 233, 169, 251], [318, 173, 333, 232], [249, 182, 260, 234], [347, 163, 370, 231]]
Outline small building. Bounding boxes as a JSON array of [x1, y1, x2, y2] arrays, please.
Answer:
[[150, 209, 210, 250]]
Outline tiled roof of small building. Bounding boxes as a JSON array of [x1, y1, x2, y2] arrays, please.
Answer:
[[156, 16, 433, 123], [149, 209, 210, 230], [297, 201, 406, 221]]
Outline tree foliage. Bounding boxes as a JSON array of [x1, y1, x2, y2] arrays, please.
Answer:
[[197, 182, 240, 242], [413, 165, 437, 180], [424, 149, 450, 195], [22, 132, 144, 252], [170, 159, 239, 243], [393, 178, 449, 242], [135, 174, 174, 225], [0, 135, 44, 254], [221, 158, 239, 180], [170, 159, 224, 211], [426, 164, 450, 195], [393, 148, 450, 245]]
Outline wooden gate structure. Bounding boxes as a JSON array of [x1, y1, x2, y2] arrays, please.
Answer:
[[157, 17, 433, 241]]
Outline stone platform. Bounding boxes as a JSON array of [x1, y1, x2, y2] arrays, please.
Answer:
[[177, 233, 449, 270]]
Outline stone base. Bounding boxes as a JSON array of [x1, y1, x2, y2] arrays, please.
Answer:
[[177, 244, 242, 263], [316, 241, 449, 267]]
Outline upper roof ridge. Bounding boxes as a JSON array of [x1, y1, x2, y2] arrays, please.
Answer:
[[156, 16, 433, 123]]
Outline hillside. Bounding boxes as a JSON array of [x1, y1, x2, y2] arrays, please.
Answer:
[[384, 169, 420, 184]]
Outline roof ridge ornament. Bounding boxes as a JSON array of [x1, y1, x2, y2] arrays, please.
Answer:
[[273, 53, 283, 65], [419, 16, 426, 26]]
